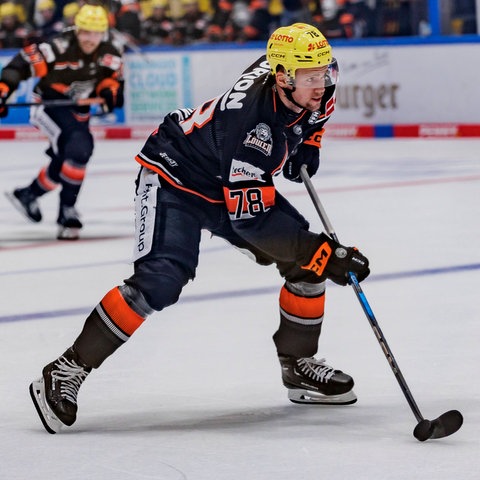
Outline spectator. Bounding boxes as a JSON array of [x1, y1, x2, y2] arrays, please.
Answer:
[[172, 0, 209, 45], [450, 0, 477, 34], [206, 0, 234, 41], [0, 1, 33, 49], [279, 0, 314, 25], [141, 0, 174, 45], [376, 0, 412, 36], [115, 0, 143, 45], [313, 0, 355, 38], [31, 0, 64, 42], [207, 0, 272, 42], [343, 0, 376, 38]]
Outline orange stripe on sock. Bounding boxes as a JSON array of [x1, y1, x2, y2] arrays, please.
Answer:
[[279, 285, 325, 320], [101, 287, 144, 336], [37, 166, 58, 191], [60, 162, 86, 182]]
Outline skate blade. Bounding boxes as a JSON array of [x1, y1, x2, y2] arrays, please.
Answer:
[[57, 226, 80, 240], [29, 378, 64, 434], [4, 191, 41, 223], [288, 388, 357, 405]]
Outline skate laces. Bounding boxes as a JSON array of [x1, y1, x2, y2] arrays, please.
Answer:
[[297, 357, 335, 383], [51, 356, 89, 405]]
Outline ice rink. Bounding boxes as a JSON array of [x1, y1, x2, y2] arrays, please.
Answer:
[[1, 137, 479, 479]]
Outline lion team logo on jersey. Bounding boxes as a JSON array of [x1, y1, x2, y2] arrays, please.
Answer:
[[229, 159, 265, 183], [243, 123, 273, 156]]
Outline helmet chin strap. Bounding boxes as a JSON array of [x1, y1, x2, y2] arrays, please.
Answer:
[[278, 84, 305, 111]]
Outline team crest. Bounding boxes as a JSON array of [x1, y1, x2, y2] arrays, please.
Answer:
[[243, 123, 273, 156]]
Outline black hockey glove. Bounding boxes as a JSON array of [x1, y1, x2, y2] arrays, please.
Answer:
[[96, 78, 122, 113], [301, 233, 370, 285], [0, 81, 11, 118], [283, 145, 319, 183]]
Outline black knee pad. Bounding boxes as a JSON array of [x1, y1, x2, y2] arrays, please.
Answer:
[[125, 257, 192, 312], [62, 129, 94, 165]]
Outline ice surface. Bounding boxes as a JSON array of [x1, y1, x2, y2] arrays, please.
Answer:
[[1, 138, 479, 479]]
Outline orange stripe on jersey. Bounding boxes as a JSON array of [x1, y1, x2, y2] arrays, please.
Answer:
[[50, 83, 70, 95], [286, 110, 308, 127], [303, 128, 325, 148], [223, 185, 275, 219], [280, 285, 326, 320], [73, 112, 90, 122], [271, 142, 288, 176], [60, 162, 86, 182], [135, 155, 224, 204], [37, 166, 58, 191], [101, 287, 144, 336]]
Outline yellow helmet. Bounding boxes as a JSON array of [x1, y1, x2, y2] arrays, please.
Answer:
[[63, 2, 80, 19], [0, 2, 17, 19], [151, 0, 169, 8], [37, 0, 55, 12], [267, 23, 332, 80], [74, 4, 108, 32]]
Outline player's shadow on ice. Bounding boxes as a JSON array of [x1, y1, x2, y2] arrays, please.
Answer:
[[72, 403, 390, 437]]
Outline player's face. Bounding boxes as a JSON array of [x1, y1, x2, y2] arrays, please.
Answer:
[[76, 29, 104, 54], [290, 66, 329, 111]]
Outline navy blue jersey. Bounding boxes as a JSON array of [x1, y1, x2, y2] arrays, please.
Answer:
[[136, 55, 336, 263], [1, 30, 123, 102]]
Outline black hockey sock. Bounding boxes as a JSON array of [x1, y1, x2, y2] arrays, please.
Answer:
[[73, 287, 147, 368], [273, 315, 322, 358], [73, 308, 126, 368]]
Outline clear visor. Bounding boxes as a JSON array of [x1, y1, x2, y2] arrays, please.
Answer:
[[292, 58, 339, 89]]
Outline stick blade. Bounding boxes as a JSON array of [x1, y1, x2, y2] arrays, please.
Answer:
[[413, 410, 463, 441]]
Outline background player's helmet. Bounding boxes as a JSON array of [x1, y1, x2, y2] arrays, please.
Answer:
[[0, 2, 17, 19], [267, 23, 334, 82], [74, 4, 109, 32], [63, 2, 80, 19]]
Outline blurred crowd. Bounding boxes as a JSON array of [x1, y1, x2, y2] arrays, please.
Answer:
[[0, 0, 477, 50]]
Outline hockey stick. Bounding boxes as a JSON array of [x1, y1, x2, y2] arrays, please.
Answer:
[[5, 97, 105, 108], [299, 164, 463, 441]]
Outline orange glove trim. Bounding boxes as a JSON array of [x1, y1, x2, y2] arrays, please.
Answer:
[[301, 241, 332, 277], [95, 77, 120, 97]]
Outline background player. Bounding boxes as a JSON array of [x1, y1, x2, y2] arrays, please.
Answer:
[[0, 3, 124, 240]]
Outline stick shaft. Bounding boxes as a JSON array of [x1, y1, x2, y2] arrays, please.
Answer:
[[5, 97, 105, 108], [299, 165, 424, 423]]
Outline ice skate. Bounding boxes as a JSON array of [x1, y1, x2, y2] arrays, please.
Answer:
[[29, 347, 91, 434], [57, 205, 83, 240], [279, 355, 357, 405], [5, 187, 42, 222]]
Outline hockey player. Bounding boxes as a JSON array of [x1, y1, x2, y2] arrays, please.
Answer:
[[29, 23, 370, 434], [1, 4, 124, 240]]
